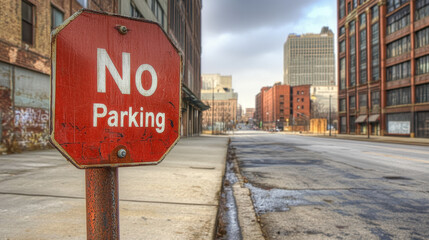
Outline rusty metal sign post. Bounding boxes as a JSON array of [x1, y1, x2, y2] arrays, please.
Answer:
[[50, 10, 181, 239]]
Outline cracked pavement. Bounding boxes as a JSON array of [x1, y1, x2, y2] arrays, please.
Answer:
[[231, 131, 429, 240]]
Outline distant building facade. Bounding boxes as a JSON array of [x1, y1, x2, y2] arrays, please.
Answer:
[[255, 83, 311, 131], [284, 27, 337, 126], [237, 104, 243, 123], [201, 74, 238, 131], [337, 0, 429, 138], [244, 108, 255, 121], [121, 0, 207, 137], [202, 73, 232, 90], [284, 27, 335, 86], [310, 85, 338, 118]]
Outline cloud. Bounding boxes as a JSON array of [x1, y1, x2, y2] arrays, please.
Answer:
[[203, 0, 319, 34], [201, 0, 337, 109]]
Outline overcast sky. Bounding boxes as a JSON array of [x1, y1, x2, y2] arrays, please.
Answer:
[[201, 0, 337, 110]]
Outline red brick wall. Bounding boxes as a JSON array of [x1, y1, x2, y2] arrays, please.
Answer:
[[291, 85, 311, 119]]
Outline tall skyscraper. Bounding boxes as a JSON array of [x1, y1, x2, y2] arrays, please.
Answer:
[[284, 27, 335, 86], [338, 0, 429, 138]]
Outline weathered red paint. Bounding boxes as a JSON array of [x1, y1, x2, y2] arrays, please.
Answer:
[[50, 10, 181, 168], [86, 167, 119, 240]]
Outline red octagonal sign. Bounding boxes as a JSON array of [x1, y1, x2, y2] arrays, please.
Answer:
[[50, 10, 181, 168]]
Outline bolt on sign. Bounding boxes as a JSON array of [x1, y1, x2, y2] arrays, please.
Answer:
[[50, 10, 181, 168]]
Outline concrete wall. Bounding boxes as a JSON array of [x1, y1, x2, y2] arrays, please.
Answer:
[[0, 62, 50, 153]]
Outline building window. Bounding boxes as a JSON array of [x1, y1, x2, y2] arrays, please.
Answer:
[[349, 30, 356, 87], [349, 116, 356, 133], [416, 112, 429, 137], [349, 20, 355, 33], [148, 0, 164, 27], [131, 3, 143, 18], [359, 29, 367, 84], [386, 61, 411, 81], [340, 117, 347, 133], [339, 26, 345, 36], [386, 112, 411, 134], [387, 6, 410, 35], [371, 91, 380, 107], [340, 58, 346, 90], [360, 0, 367, 4], [350, 96, 356, 109], [387, 87, 411, 106], [416, 54, 429, 75], [372, 5, 379, 19], [371, 22, 380, 81], [340, 98, 346, 112], [51, 5, 64, 30], [339, 40, 346, 53], [353, 0, 358, 9], [339, 0, 346, 19], [21, 0, 34, 45], [416, 83, 429, 103], [297, 98, 300, 102], [387, 35, 411, 58], [416, 27, 429, 48], [360, 13, 367, 26], [359, 93, 368, 107], [416, 0, 429, 21], [348, 2, 352, 13], [387, 0, 409, 13]]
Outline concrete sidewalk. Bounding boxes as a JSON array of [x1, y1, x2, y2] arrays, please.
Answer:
[[0, 135, 228, 240], [279, 131, 429, 146]]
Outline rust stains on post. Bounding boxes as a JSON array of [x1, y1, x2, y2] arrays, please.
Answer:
[[86, 167, 119, 240]]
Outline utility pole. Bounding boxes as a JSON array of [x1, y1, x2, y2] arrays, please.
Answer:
[[367, 91, 370, 139], [329, 95, 332, 136], [212, 79, 214, 135]]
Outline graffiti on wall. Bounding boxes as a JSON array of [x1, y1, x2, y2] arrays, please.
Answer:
[[13, 107, 50, 151], [0, 88, 14, 153]]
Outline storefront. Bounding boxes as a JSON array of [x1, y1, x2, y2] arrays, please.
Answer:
[[369, 114, 380, 135], [416, 111, 429, 138], [386, 113, 411, 136]]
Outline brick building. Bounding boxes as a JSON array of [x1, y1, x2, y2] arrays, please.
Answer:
[[254, 83, 311, 131], [0, 0, 206, 153], [244, 108, 255, 121], [338, 0, 429, 138], [0, 0, 118, 153], [201, 74, 238, 132]]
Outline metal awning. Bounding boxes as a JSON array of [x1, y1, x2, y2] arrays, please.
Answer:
[[355, 115, 367, 123], [181, 84, 210, 111], [368, 114, 380, 123]]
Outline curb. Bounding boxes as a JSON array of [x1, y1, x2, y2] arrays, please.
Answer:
[[313, 135, 429, 146], [229, 144, 265, 240]]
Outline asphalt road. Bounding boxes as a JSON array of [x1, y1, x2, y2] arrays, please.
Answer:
[[231, 131, 429, 240]]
